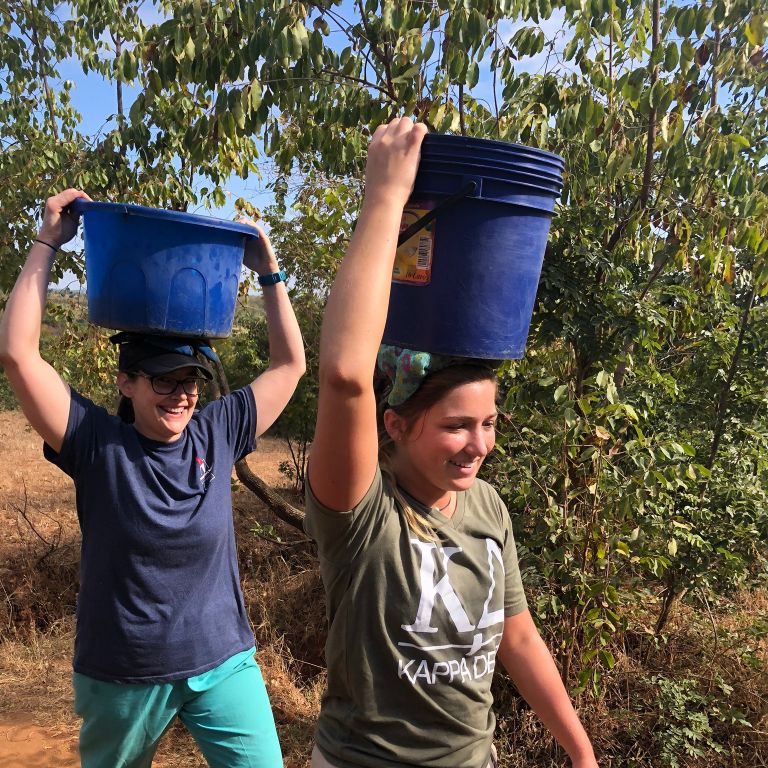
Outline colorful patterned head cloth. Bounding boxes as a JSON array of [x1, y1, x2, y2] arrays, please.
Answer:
[[376, 344, 453, 407]]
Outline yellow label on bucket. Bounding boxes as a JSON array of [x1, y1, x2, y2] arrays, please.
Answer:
[[393, 203, 435, 285]]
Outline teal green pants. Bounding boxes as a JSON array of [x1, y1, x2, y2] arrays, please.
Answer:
[[73, 648, 282, 768]]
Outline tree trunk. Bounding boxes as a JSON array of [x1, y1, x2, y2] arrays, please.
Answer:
[[654, 574, 688, 637], [235, 459, 305, 531]]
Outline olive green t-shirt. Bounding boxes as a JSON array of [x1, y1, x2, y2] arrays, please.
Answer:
[[304, 467, 528, 768]]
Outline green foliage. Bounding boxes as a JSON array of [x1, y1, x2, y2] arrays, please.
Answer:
[[646, 674, 750, 767], [216, 289, 319, 498], [250, 521, 283, 543], [259, 172, 360, 495], [0, 292, 118, 410], [43, 294, 119, 407], [215, 297, 269, 392]]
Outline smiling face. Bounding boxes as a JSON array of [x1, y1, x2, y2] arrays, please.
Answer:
[[385, 378, 498, 508], [117, 366, 201, 442]]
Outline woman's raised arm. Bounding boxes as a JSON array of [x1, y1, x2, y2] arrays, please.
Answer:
[[0, 189, 91, 452], [308, 118, 427, 511], [242, 222, 306, 438]]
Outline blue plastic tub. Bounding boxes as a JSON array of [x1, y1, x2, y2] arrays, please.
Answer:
[[72, 201, 256, 338], [382, 133, 564, 360]]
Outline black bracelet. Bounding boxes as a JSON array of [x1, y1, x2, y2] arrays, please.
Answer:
[[34, 238, 58, 253]]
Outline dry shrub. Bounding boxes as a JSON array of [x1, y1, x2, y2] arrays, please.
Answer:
[[152, 720, 208, 768], [0, 502, 79, 641], [234, 493, 328, 679], [258, 636, 325, 767], [232, 488, 326, 767], [492, 678, 562, 767], [249, 558, 327, 679]]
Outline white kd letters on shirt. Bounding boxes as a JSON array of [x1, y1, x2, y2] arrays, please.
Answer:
[[401, 538, 505, 650]]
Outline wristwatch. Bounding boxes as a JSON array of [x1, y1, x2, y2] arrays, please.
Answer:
[[257, 270, 286, 286]]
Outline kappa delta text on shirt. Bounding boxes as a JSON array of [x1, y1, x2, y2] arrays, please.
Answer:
[[397, 537, 504, 686]]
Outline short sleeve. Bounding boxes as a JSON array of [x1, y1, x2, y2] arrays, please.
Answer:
[[43, 389, 103, 478], [304, 467, 393, 566], [196, 387, 257, 463]]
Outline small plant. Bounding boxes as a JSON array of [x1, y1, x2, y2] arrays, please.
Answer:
[[278, 460, 295, 484], [0, 370, 16, 411], [647, 674, 750, 767], [250, 522, 282, 544]]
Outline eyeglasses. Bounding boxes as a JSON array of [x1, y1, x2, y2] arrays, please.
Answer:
[[136, 373, 206, 396]]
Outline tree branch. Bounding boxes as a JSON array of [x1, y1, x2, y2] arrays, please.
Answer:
[[235, 459, 305, 531], [354, 0, 396, 100], [709, 27, 721, 110], [318, 67, 395, 98], [705, 281, 757, 472], [639, 0, 660, 208]]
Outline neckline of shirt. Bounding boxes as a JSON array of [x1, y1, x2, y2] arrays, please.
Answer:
[[398, 485, 467, 530]]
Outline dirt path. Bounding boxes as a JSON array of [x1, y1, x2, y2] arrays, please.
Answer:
[[0, 715, 78, 768], [0, 408, 298, 766]]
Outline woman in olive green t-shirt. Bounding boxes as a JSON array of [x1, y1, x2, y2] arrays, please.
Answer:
[[306, 117, 599, 768]]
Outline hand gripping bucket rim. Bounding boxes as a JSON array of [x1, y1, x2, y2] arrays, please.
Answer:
[[73, 200, 257, 339]]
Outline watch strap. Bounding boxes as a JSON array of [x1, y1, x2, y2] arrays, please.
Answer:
[[257, 269, 286, 286]]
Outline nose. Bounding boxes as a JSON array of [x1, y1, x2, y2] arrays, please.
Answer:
[[464, 426, 491, 458], [166, 382, 190, 399]]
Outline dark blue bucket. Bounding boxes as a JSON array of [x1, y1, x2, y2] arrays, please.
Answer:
[[382, 134, 564, 359], [72, 201, 256, 338]]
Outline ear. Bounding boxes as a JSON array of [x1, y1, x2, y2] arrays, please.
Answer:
[[116, 371, 135, 398], [382, 408, 406, 442]]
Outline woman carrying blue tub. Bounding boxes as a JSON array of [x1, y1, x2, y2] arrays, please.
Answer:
[[304, 118, 598, 768], [0, 189, 305, 768]]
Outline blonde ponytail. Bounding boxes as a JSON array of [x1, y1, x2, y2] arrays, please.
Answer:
[[379, 436, 438, 542]]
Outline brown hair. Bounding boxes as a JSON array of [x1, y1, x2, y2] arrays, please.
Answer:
[[376, 363, 498, 540], [116, 372, 138, 424]]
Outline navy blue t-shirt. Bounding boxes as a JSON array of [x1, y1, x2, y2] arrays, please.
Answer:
[[44, 387, 257, 683]]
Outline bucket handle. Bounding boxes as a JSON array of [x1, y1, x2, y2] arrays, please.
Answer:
[[396, 180, 478, 247]]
